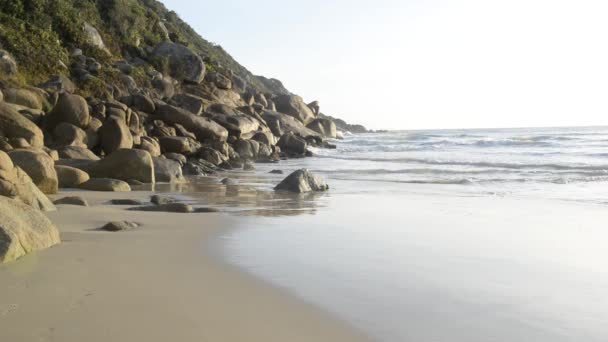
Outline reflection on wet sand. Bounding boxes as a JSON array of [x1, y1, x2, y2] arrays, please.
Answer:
[[138, 171, 329, 217]]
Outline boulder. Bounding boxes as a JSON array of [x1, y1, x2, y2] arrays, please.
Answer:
[[206, 72, 232, 90], [110, 199, 145, 205], [8, 149, 58, 194], [277, 132, 308, 156], [234, 139, 258, 160], [100, 221, 139, 232], [53, 122, 88, 147], [55, 165, 90, 188], [100, 116, 133, 154], [206, 111, 261, 139], [153, 157, 185, 183], [138, 136, 161, 157], [243, 160, 255, 171], [163, 153, 187, 165], [58, 146, 99, 160], [0, 102, 44, 148], [156, 104, 228, 142], [158, 136, 193, 154], [198, 147, 226, 166], [151, 195, 177, 205], [150, 42, 206, 83], [307, 118, 337, 139], [261, 110, 320, 140], [152, 78, 175, 100], [39, 75, 76, 93], [2, 88, 44, 110], [130, 203, 193, 213], [47, 93, 90, 130], [83, 22, 109, 52], [79, 178, 131, 192], [0, 151, 55, 211], [171, 93, 205, 115], [0, 50, 18, 78], [0, 196, 60, 263], [274, 95, 316, 124], [307, 101, 320, 115], [274, 169, 329, 193], [88, 149, 155, 184], [54, 196, 88, 206]]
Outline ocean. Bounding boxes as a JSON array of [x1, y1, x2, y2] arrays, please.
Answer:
[[206, 127, 608, 341]]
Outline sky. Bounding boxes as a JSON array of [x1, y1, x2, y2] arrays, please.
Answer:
[[163, 0, 608, 130]]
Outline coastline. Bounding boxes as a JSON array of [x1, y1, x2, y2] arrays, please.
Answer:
[[0, 189, 369, 342]]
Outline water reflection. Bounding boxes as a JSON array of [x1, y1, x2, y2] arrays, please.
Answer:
[[137, 172, 330, 217]]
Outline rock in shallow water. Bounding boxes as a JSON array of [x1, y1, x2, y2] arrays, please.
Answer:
[[274, 169, 329, 193], [130, 203, 193, 213]]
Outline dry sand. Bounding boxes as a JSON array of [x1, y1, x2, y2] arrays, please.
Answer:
[[0, 190, 369, 342]]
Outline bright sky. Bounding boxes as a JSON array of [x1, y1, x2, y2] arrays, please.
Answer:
[[163, 0, 608, 130]]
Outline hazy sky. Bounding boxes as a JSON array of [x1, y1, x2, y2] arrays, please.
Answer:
[[164, 0, 608, 130]]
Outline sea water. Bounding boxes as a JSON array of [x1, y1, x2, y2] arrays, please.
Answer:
[[215, 127, 608, 341]]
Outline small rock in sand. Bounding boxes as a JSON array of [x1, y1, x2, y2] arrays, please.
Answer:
[[150, 194, 177, 205], [53, 196, 89, 206], [101, 221, 139, 232]]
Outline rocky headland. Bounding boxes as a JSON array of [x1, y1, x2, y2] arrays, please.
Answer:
[[0, 0, 366, 262]]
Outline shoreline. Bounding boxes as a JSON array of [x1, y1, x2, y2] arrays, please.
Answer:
[[0, 189, 369, 342]]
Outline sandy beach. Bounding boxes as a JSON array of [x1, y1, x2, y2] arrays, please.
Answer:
[[0, 190, 369, 342]]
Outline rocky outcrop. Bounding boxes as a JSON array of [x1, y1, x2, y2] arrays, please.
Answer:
[[87, 149, 155, 184], [8, 149, 58, 194], [0, 102, 44, 148], [150, 42, 206, 84], [156, 104, 228, 142], [274, 169, 329, 193], [0, 196, 60, 263]]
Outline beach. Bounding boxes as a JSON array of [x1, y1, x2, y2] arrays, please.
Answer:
[[0, 189, 369, 342]]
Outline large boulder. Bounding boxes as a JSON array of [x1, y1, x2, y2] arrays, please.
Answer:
[[138, 136, 161, 157], [88, 149, 155, 184], [55, 165, 90, 188], [0, 196, 61, 263], [206, 111, 261, 139], [150, 42, 206, 84], [277, 132, 308, 156], [53, 122, 88, 147], [8, 149, 58, 194], [83, 22, 108, 52], [0, 50, 18, 78], [2, 88, 45, 110], [274, 169, 329, 193], [307, 118, 337, 139], [46, 92, 91, 130], [158, 136, 193, 154], [156, 104, 228, 142], [274, 95, 316, 124], [153, 157, 185, 183], [0, 102, 44, 148], [261, 110, 320, 139], [0, 151, 55, 211], [171, 93, 206, 115], [99, 116, 133, 154]]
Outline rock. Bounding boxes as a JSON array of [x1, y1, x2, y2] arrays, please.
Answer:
[[100, 116, 133, 154], [163, 153, 187, 165], [150, 42, 206, 83], [198, 147, 226, 166], [307, 101, 320, 115], [53, 122, 88, 147], [150, 195, 176, 205], [277, 132, 308, 156], [270, 169, 284, 174], [6, 102, 45, 125], [156, 104, 228, 142], [2, 88, 44, 110], [0, 50, 18, 78], [88, 149, 155, 184], [243, 160, 255, 171], [8, 149, 58, 194], [234, 139, 258, 160], [83, 22, 109, 52], [58, 146, 100, 160], [0, 102, 44, 148], [100, 221, 139, 232], [194, 207, 220, 213], [153, 157, 185, 183], [130, 203, 193, 213], [9, 138, 30, 149], [221, 178, 237, 186], [47, 93, 90, 130], [54, 196, 88, 206], [274, 95, 316, 124], [79, 178, 131, 192], [0, 196, 60, 263], [307, 118, 337, 139], [158, 136, 193, 154], [111, 199, 145, 205], [207, 110, 261, 139], [261, 110, 320, 140], [0, 151, 55, 211], [55, 165, 90, 188], [130, 94, 155, 113], [275, 169, 329, 193], [152, 78, 175, 100], [39, 75, 76, 93], [206, 72, 232, 90], [138, 136, 162, 157], [171, 93, 205, 115]]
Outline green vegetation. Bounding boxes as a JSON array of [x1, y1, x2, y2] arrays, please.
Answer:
[[0, 0, 273, 92]]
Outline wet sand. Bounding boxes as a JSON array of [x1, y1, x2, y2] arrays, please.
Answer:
[[0, 190, 369, 342]]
